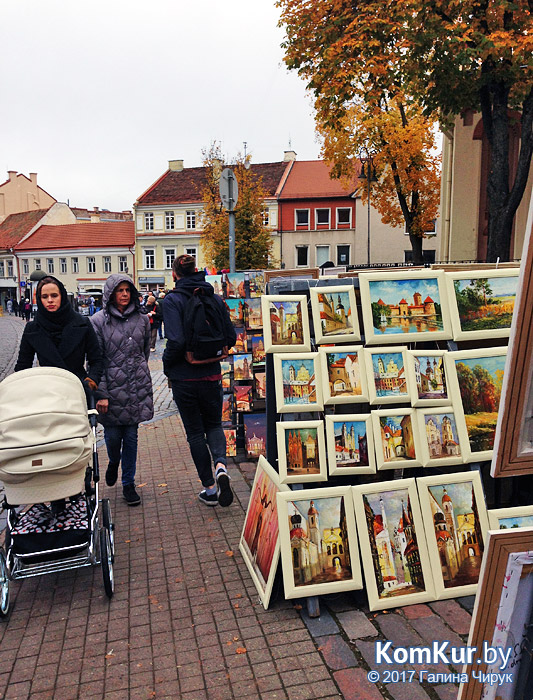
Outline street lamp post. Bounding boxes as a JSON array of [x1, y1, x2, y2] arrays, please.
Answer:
[[359, 153, 377, 267]]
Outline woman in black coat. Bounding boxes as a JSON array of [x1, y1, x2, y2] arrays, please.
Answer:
[[15, 275, 103, 390]]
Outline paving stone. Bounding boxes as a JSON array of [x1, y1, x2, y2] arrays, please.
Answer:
[[300, 608, 340, 638], [409, 615, 465, 670], [333, 668, 384, 700], [434, 682, 461, 700], [356, 640, 414, 676], [316, 634, 358, 670], [428, 600, 472, 636], [386, 681, 432, 699], [401, 604, 435, 620], [456, 596, 476, 614], [337, 610, 379, 640], [374, 613, 424, 649]]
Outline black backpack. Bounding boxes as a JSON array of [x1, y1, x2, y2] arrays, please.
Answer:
[[180, 287, 229, 364]]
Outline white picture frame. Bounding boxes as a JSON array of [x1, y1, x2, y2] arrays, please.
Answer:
[[261, 295, 311, 353], [364, 346, 411, 405], [325, 414, 376, 476], [276, 420, 328, 484], [273, 352, 323, 414], [405, 350, 451, 407], [371, 408, 423, 470], [319, 345, 369, 405], [487, 505, 533, 530], [416, 406, 467, 468], [309, 285, 361, 344]]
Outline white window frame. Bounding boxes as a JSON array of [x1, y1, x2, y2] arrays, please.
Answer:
[[60, 258, 67, 274], [295, 245, 309, 267], [119, 256, 128, 273], [103, 256, 112, 273], [22, 259, 29, 274], [164, 248, 176, 269], [7, 260, 13, 276], [87, 256, 96, 273], [144, 212, 154, 231], [336, 244, 351, 266], [72, 257, 79, 273], [35, 259, 41, 270], [315, 208, 330, 228], [336, 207, 352, 227], [144, 248, 155, 270], [316, 244, 331, 267], [262, 207, 269, 227], [186, 211, 196, 230], [47, 258, 54, 274], [184, 247, 197, 259], [295, 209, 310, 229], [0, 261, 4, 277], [165, 211, 175, 230]]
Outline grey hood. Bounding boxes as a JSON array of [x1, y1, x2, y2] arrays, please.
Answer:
[[102, 273, 141, 318]]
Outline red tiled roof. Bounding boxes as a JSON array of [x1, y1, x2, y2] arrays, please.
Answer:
[[15, 221, 135, 251], [0, 208, 52, 248], [279, 160, 359, 199], [424, 296, 434, 303], [136, 162, 290, 205]]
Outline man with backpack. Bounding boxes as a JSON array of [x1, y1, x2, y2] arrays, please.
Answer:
[[163, 255, 236, 507]]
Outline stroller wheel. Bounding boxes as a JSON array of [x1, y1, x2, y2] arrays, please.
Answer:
[[99, 528, 114, 599], [101, 498, 115, 562], [0, 550, 10, 618]]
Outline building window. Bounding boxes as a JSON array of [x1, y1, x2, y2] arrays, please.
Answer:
[[165, 248, 176, 269], [185, 247, 197, 259], [0, 261, 4, 277], [144, 212, 154, 231], [35, 259, 41, 270], [60, 258, 67, 274], [119, 256, 128, 272], [186, 211, 196, 230], [337, 208, 352, 226], [72, 257, 79, 273], [7, 260, 13, 276], [337, 245, 350, 265], [103, 256, 112, 273], [22, 259, 29, 274], [87, 256, 96, 273], [295, 209, 309, 227], [262, 207, 269, 227], [165, 211, 175, 230], [47, 258, 54, 274], [315, 209, 330, 227], [316, 245, 331, 267], [144, 248, 155, 269], [296, 245, 309, 267], [405, 249, 436, 264]]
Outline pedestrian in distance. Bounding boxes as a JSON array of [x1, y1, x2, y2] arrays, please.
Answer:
[[157, 291, 166, 339], [12, 298, 19, 316], [91, 274, 153, 506], [145, 294, 161, 351], [163, 255, 236, 508], [6, 298, 13, 315], [23, 298, 32, 322]]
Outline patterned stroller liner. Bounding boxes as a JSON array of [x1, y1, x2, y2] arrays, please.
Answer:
[[10, 498, 91, 559]]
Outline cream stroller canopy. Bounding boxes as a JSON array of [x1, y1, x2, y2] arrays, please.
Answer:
[[0, 367, 94, 505]]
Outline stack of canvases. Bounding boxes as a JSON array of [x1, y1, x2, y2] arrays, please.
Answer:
[[205, 270, 267, 458], [240, 268, 533, 617]]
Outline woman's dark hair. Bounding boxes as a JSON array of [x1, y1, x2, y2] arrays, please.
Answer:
[[37, 276, 61, 297], [172, 254, 196, 277]]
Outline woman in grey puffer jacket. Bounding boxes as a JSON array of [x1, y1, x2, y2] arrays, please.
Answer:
[[91, 274, 154, 506]]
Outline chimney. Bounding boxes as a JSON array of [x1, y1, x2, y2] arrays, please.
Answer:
[[169, 160, 184, 172], [8, 171, 17, 182], [90, 207, 101, 223], [283, 150, 297, 162], [29, 173, 37, 185]]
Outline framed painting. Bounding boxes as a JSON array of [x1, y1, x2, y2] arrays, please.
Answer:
[[273, 353, 323, 414], [364, 346, 411, 405], [239, 455, 291, 609], [220, 358, 233, 391], [205, 274, 224, 297], [254, 371, 266, 400], [229, 327, 248, 354], [233, 353, 253, 381], [405, 350, 451, 407], [445, 268, 520, 341], [247, 270, 265, 298], [487, 505, 533, 530], [276, 420, 328, 484], [234, 384, 253, 412], [457, 528, 533, 700], [224, 298, 247, 327], [223, 428, 237, 457], [371, 409, 422, 470], [251, 335, 266, 365], [325, 414, 376, 476], [225, 272, 246, 298], [445, 347, 507, 463], [245, 298, 263, 330], [309, 285, 361, 344], [416, 407, 466, 468], [261, 295, 311, 353], [243, 414, 267, 458], [276, 486, 363, 599], [417, 470, 490, 599], [319, 345, 369, 405], [491, 197, 533, 477], [222, 393, 234, 423], [352, 478, 435, 610], [264, 268, 319, 282], [358, 269, 452, 345]]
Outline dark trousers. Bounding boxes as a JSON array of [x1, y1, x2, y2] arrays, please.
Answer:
[[170, 379, 227, 488]]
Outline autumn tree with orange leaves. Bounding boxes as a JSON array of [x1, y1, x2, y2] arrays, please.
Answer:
[[277, 0, 533, 263]]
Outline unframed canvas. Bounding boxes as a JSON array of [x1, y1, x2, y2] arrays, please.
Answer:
[[417, 471, 490, 600], [239, 456, 290, 610], [325, 414, 376, 476], [352, 478, 436, 611], [309, 285, 361, 344], [261, 295, 311, 353], [276, 486, 363, 599], [276, 420, 328, 484], [319, 345, 369, 405]]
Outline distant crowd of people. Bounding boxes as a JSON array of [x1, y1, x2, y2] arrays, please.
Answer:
[[4, 297, 33, 321]]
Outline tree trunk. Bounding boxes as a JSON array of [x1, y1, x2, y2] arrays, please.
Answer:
[[409, 234, 424, 265]]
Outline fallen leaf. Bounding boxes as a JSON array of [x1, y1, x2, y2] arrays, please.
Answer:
[[235, 594, 242, 599], [232, 636, 239, 642], [236, 647, 247, 654], [226, 641, 233, 646], [160, 490, 169, 495], [124, 540, 131, 543], [105, 650, 114, 659], [158, 483, 167, 487], [225, 550, 234, 557], [234, 604, 240, 609], [293, 604, 302, 610], [137, 483, 147, 488]]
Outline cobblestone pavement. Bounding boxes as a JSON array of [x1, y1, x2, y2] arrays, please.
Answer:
[[0, 319, 470, 699]]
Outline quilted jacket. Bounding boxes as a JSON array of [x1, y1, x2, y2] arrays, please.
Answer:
[[90, 274, 154, 426]]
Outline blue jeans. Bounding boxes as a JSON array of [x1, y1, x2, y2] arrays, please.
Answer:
[[104, 424, 139, 486], [171, 380, 227, 488]]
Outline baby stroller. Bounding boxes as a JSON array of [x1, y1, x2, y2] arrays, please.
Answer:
[[0, 367, 115, 617]]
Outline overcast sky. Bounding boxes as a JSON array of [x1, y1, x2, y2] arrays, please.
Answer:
[[1, 0, 320, 212]]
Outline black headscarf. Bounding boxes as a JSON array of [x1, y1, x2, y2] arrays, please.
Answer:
[[34, 276, 76, 345]]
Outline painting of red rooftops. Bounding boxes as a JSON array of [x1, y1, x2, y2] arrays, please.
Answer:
[[261, 295, 311, 352], [359, 270, 452, 344]]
